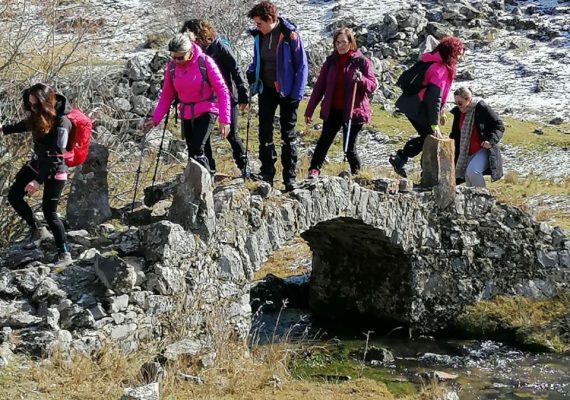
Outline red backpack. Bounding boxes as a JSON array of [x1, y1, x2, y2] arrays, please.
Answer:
[[64, 108, 92, 167]]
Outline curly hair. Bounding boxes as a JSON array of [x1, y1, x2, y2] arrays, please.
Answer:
[[22, 83, 57, 139], [247, 1, 278, 22], [333, 27, 357, 52], [180, 19, 216, 45], [434, 36, 464, 67]]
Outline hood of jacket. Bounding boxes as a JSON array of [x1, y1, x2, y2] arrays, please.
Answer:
[[55, 93, 71, 116]]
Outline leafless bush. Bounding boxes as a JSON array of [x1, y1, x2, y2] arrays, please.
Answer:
[[0, 0, 119, 247], [156, 0, 257, 65]]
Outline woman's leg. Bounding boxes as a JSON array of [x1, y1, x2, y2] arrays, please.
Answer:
[[182, 113, 216, 172], [343, 123, 363, 174], [8, 163, 39, 229], [309, 112, 343, 171], [400, 118, 434, 160], [42, 178, 67, 253], [465, 148, 490, 188]]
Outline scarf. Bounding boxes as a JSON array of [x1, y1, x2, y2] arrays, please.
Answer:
[[455, 97, 481, 180]]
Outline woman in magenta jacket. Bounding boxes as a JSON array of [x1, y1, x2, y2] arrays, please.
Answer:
[[145, 34, 231, 173], [390, 36, 464, 178], [304, 27, 377, 178]]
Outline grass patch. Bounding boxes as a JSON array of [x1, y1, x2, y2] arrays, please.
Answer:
[[456, 294, 570, 352], [367, 108, 570, 151], [254, 237, 312, 280], [489, 173, 570, 231]]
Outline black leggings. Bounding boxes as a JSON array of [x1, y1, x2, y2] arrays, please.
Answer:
[[399, 117, 435, 161], [181, 112, 216, 172], [205, 103, 248, 172], [309, 109, 362, 174], [8, 162, 67, 252]]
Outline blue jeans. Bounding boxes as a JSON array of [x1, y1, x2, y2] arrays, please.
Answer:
[[465, 148, 489, 188]]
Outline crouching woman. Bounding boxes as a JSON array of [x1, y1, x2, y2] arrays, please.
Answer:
[[450, 86, 505, 187]]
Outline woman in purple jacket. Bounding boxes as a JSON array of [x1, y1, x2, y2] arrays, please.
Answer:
[[304, 27, 377, 178]]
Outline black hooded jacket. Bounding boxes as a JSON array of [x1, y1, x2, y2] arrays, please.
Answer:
[[204, 37, 249, 105], [3, 93, 71, 183], [450, 100, 505, 181]]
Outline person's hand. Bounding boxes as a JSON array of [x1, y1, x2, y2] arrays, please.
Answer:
[[354, 70, 363, 82], [219, 122, 230, 139], [481, 141, 492, 149], [143, 118, 155, 133], [305, 116, 312, 125], [432, 126, 442, 138], [239, 103, 248, 112], [439, 113, 448, 126], [25, 180, 40, 195]]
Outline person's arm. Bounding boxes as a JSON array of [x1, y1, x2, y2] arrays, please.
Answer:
[[151, 62, 176, 126], [1, 120, 28, 135], [37, 117, 71, 184], [422, 65, 447, 127], [289, 33, 308, 101], [220, 44, 249, 105], [356, 57, 377, 94], [304, 62, 329, 121], [478, 101, 505, 145]]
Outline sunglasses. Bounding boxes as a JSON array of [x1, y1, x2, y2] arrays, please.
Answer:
[[171, 51, 189, 61]]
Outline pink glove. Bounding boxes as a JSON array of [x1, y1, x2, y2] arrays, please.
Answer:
[[25, 180, 40, 195]]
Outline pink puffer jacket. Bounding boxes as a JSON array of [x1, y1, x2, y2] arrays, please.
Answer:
[[152, 42, 231, 125]]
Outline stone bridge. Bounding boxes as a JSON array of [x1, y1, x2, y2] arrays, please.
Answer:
[[1, 155, 568, 358], [210, 170, 569, 333]]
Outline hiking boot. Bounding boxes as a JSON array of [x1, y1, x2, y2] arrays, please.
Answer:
[[389, 152, 408, 178], [53, 252, 73, 271], [23, 226, 52, 249], [307, 168, 320, 180], [241, 165, 252, 179]]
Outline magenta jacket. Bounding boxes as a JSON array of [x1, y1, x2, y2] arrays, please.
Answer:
[[395, 51, 455, 126], [304, 49, 377, 124], [152, 42, 231, 125]]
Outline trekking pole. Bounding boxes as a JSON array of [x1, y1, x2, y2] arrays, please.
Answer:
[[131, 128, 148, 214], [243, 89, 253, 178], [150, 107, 171, 190], [343, 80, 359, 160]]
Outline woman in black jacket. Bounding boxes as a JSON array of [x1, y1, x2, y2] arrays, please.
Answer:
[[450, 86, 505, 187], [0, 83, 72, 265], [181, 19, 251, 177]]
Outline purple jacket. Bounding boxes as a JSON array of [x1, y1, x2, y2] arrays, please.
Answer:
[[247, 17, 308, 100], [304, 50, 377, 124]]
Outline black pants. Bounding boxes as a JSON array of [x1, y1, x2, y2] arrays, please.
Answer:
[[8, 162, 67, 252], [310, 109, 362, 174], [182, 112, 215, 172], [258, 87, 299, 184], [205, 103, 248, 172], [399, 117, 435, 162]]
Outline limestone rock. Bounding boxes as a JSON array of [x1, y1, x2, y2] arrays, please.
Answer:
[[169, 159, 216, 242], [66, 143, 112, 230]]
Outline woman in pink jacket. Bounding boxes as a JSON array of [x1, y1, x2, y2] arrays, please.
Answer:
[[144, 34, 231, 173], [390, 36, 464, 178]]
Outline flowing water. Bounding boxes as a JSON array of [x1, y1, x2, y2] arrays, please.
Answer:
[[253, 308, 570, 398]]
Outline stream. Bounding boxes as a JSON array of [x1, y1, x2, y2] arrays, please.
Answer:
[[253, 308, 570, 398]]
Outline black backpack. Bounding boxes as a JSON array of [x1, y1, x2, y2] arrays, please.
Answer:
[[396, 61, 434, 95]]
